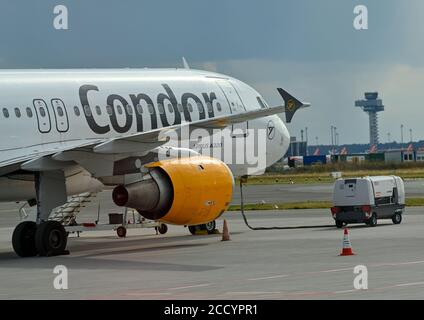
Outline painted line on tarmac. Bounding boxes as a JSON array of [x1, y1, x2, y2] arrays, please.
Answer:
[[395, 281, 424, 287], [167, 283, 212, 290], [124, 292, 172, 297], [371, 260, 424, 267], [318, 267, 355, 273], [225, 291, 282, 296], [248, 275, 289, 281], [334, 289, 358, 294]]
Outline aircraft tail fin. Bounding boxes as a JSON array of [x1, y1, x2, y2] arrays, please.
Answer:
[[277, 88, 310, 123]]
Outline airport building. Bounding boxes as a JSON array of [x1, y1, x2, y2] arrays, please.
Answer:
[[416, 149, 424, 162], [286, 137, 307, 157], [331, 150, 418, 164]]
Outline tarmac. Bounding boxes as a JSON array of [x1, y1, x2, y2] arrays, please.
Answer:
[[231, 179, 424, 204], [1, 183, 424, 299]]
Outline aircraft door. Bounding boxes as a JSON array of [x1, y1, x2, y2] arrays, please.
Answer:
[[51, 99, 69, 132], [33, 99, 52, 133], [216, 80, 248, 137]]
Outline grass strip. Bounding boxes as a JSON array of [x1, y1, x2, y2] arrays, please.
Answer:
[[227, 198, 424, 211]]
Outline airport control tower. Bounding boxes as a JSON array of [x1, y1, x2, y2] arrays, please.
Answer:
[[355, 92, 385, 146]]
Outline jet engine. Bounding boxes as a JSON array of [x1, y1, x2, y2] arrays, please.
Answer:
[[112, 156, 234, 225]]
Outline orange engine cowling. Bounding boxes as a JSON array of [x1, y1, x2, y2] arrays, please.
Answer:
[[112, 156, 234, 225]]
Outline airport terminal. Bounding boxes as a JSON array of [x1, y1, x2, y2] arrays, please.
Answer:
[[1, 1, 424, 303]]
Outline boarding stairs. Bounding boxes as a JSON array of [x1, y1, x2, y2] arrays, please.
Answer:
[[49, 192, 97, 226]]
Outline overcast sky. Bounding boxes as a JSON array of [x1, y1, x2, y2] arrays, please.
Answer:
[[0, 0, 423, 145]]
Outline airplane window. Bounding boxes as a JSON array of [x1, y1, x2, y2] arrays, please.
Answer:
[[2, 108, 9, 118], [39, 107, 46, 117], [167, 104, 174, 113], [117, 105, 123, 115], [177, 103, 183, 112], [197, 102, 204, 113], [57, 106, 64, 117], [95, 106, 101, 116], [158, 103, 164, 114], [74, 106, 81, 116], [206, 102, 212, 113], [257, 97, 267, 109], [106, 105, 113, 115], [26, 107, 33, 118], [83, 105, 92, 117], [14, 108, 21, 118], [216, 102, 222, 112], [188, 103, 193, 112], [136, 104, 143, 115], [148, 104, 154, 114], [126, 105, 133, 115]]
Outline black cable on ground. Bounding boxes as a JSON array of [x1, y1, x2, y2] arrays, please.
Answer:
[[238, 178, 335, 230]]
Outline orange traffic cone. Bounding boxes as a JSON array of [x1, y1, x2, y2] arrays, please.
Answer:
[[222, 219, 231, 241], [340, 228, 355, 256]]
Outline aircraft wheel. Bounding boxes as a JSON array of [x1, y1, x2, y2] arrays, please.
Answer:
[[203, 221, 216, 234], [12, 221, 38, 257], [116, 226, 127, 238], [35, 221, 68, 257], [188, 225, 198, 235], [158, 224, 168, 234]]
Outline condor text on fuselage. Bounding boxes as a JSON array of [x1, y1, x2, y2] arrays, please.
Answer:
[[79, 83, 220, 135]]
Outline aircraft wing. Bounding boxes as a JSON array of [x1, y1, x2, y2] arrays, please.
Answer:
[[84, 104, 287, 154]]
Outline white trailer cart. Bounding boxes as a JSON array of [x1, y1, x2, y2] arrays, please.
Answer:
[[331, 176, 405, 228]]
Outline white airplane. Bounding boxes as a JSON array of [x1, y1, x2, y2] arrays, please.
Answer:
[[0, 67, 309, 257]]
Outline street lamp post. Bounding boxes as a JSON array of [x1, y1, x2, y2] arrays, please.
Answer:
[[334, 127, 337, 148], [401, 124, 404, 147]]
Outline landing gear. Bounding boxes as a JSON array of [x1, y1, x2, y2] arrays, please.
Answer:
[[13, 221, 69, 257], [204, 221, 216, 234], [14, 170, 69, 257], [157, 223, 168, 235], [12, 221, 38, 257], [35, 221, 68, 257], [188, 221, 216, 235], [188, 225, 198, 235], [116, 226, 127, 238]]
